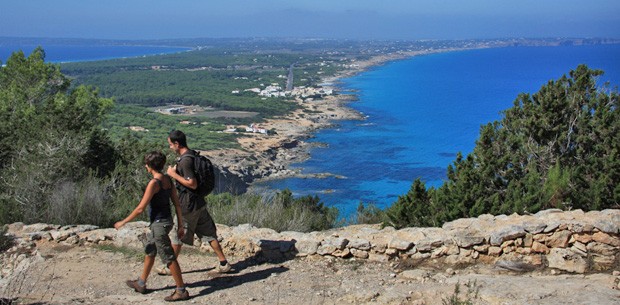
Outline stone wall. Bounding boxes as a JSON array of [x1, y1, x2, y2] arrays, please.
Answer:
[[4, 209, 620, 274]]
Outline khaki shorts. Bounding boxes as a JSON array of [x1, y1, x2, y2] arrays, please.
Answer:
[[145, 219, 176, 264], [171, 205, 218, 246]]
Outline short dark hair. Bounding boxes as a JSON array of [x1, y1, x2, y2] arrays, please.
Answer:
[[144, 151, 166, 172], [168, 130, 188, 148]]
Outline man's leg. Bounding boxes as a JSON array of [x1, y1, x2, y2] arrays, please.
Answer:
[[195, 207, 231, 272], [168, 260, 185, 288], [209, 239, 227, 262]]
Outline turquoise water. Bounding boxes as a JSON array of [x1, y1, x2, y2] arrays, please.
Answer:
[[0, 44, 190, 63], [257, 44, 620, 217]]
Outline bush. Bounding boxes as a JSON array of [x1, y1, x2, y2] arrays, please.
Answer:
[[351, 202, 386, 225], [442, 280, 480, 305], [0, 225, 14, 253], [47, 177, 112, 226], [207, 190, 338, 232]]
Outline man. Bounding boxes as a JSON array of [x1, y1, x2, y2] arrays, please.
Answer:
[[158, 130, 231, 276]]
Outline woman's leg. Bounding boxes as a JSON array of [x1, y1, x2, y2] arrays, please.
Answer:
[[141, 254, 155, 283]]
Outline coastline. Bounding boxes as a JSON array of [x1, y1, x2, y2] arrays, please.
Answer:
[[205, 39, 620, 192], [204, 47, 487, 191]]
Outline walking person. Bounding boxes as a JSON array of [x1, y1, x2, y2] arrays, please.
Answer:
[[114, 151, 190, 302], [157, 130, 231, 276]]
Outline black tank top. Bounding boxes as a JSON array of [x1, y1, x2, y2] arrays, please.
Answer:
[[148, 176, 172, 223]]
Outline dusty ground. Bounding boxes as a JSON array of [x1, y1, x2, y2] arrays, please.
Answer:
[[4, 241, 619, 305]]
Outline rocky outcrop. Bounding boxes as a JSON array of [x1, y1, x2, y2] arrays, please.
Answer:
[[4, 209, 620, 274], [208, 138, 310, 195]]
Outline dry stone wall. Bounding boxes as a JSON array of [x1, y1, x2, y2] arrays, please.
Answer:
[[4, 209, 620, 274]]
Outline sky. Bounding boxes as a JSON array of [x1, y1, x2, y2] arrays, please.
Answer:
[[1, 0, 619, 40]]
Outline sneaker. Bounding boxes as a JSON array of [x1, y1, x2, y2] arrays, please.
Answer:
[[126, 279, 146, 294], [157, 265, 172, 276], [215, 261, 231, 273], [164, 289, 190, 302]]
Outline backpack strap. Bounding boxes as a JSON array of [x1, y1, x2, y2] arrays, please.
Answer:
[[176, 151, 198, 194], [178, 150, 198, 163]]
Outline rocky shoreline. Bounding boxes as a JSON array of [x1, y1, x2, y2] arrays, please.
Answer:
[[206, 48, 478, 194]]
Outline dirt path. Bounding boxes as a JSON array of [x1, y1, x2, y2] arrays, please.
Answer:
[[4, 241, 619, 305]]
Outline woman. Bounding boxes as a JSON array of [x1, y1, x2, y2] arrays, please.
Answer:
[[114, 151, 190, 302]]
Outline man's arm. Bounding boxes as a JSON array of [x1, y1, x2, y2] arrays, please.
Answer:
[[167, 164, 198, 190]]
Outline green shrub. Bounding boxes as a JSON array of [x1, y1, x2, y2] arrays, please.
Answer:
[[351, 202, 386, 225], [442, 280, 480, 305], [207, 190, 338, 232], [0, 225, 14, 253]]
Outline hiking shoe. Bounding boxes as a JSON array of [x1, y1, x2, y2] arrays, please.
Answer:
[[164, 289, 190, 302], [157, 265, 172, 276], [215, 261, 231, 273], [126, 279, 146, 294]]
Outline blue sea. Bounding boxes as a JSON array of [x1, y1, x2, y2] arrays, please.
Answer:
[[256, 44, 620, 218], [0, 44, 189, 63]]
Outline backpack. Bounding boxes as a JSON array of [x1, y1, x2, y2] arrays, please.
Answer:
[[179, 150, 215, 197]]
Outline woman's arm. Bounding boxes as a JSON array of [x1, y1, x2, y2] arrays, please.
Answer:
[[114, 179, 158, 229]]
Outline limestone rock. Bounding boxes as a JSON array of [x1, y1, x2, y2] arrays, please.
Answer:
[[347, 238, 371, 251], [587, 242, 617, 256], [531, 241, 549, 254], [350, 248, 369, 259], [415, 238, 443, 252], [294, 239, 320, 256], [489, 225, 526, 246], [592, 232, 620, 247], [488, 246, 502, 256], [590, 254, 616, 271], [453, 234, 485, 248], [388, 238, 412, 251], [546, 248, 588, 273], [546, 230, 572, 248]]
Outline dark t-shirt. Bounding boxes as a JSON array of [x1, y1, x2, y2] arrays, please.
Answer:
[[176, 150, 206, 213]]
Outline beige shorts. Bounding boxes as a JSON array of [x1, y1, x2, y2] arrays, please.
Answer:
[[170, 205, 217, 246]]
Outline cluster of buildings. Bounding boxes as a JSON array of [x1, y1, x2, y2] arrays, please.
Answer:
[[224, 123, 268, 134], [156, 106, 200, 115], [233, 84, 333, 100]]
